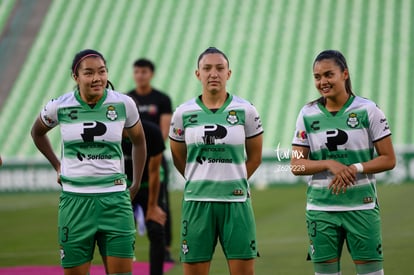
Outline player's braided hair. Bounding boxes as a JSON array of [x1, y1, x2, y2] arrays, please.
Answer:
[[197, 47, 230, 68], [310, 50, 355, 105], [71, 49, 114, 89]]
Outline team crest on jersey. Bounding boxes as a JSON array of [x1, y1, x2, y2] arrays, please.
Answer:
[[106, 105, 118, 121], [346, 113, 359, 128], [226, 110, 239, 125], [182, 240, 189, 255]]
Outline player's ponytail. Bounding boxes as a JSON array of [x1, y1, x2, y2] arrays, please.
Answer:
[[71, 49, 115, 90], [309, 50, 355, 105]]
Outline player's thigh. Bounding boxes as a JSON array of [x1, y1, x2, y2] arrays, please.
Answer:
[[228, 259, 255, 275], [58, 192, 97, 268], [183, 262, 211, 275], [97, 191, 136, 260], [343, 207, 383, 261], [63, 262, 91, 275], [101, 256, 133, 274], [218, 200, 257, 260], [306, 210, 345, 262], [180, 200, 217, 263]]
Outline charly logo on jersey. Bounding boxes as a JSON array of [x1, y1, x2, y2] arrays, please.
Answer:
[[310, 120, 320, 131], [346, 113, 359, 128], [106, 105, 118, 121], [68, 110, 78, 120], [226, 110, 239, 125]]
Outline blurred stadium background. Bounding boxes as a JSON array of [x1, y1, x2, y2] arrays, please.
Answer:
[[0, 0, 413, 274]]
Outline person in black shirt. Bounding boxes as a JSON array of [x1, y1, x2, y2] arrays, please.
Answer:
[[127, 59, 172, 139], [123, 119, 167, 275], [127, 58, 175, 262]]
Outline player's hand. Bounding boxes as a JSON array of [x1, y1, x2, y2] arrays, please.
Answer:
[[57, 172, 61, 185], [327, 160, 356, 194], [129, 181, 140, 201], [146, 205, 166, 226]]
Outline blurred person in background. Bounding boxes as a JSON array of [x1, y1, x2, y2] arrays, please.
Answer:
[[291, 50, 395, 275], [31, 49, 146, 275], [127, 58, 175, 262], [169, 47, 263, 275], [122, 118, 167, 275]]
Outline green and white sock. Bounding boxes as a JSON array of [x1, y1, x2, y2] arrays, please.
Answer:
[[314, 261, 341, 275], [356, 261, 384, 275]]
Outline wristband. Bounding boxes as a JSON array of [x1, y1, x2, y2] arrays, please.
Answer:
[[353, 163, 364, 173]]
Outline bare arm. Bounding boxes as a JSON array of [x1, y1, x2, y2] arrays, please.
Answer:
[[146, 153, 166, 225], [245, 134, 263, 179], [125, 121, 147, 200], [31, 117, 61, 180], [169, 139, 187, 177], [359, 136, 396, 173], [330, 136, 395, 193], [160, 113, 172, 141]]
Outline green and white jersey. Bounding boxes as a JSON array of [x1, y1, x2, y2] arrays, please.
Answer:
[[40, 89, 140, 193], [169, 94, 263, 202], [292, 96, 391, 211]]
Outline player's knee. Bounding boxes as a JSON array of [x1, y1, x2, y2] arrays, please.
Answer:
[[355, 261, 383, 275]]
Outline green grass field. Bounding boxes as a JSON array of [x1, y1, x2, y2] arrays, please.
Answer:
[[0, 184, 413, 274]]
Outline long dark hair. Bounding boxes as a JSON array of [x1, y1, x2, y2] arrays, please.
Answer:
[[71, 49, 114, 90], [309, 50, 354, 105]]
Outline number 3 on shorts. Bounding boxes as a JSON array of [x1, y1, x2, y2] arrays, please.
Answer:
[[306, 220, 317, 237], [60, 226, 69, 242]]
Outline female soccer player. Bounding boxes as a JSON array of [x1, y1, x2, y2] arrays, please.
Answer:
[[169, 47, 263, 275], [31, 49, 147, 275], [291, 50, 396, 275]]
